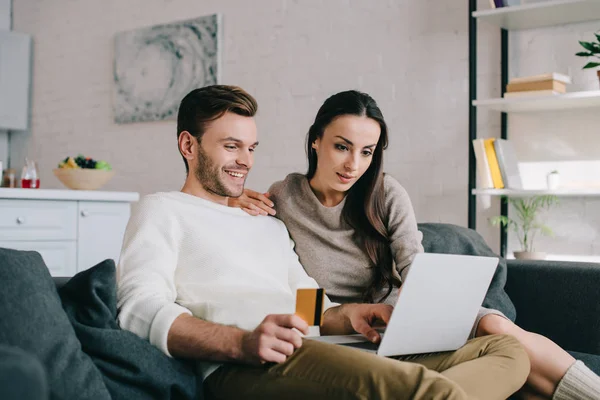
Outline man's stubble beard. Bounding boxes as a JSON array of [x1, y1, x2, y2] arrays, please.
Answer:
[[194, 145, 245, 198]]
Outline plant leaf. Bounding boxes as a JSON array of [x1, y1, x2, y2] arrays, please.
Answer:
[[576, 51, 594, 57], [579, 41, 598, 52], [583, 62, 600, 69], [595, 32, 600, 43], [489, 216, 509, 227], [539, 225, 554, 237]]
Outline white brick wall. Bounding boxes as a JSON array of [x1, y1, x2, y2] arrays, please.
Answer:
[[10, 0, 519, 253]]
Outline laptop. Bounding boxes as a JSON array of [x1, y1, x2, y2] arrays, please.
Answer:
[[309, 253, 498, 357]]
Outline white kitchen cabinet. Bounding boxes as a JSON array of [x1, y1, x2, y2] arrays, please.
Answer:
[[0, 31, 32, 130], [77, 201, 131, 273], [0, 240, 77, 276], [0, 189, 139, 276]]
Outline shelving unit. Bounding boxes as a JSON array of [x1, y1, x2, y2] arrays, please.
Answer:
[[468, 0, 600, 257], [472, 0, 600, 30], [473, 90, 600, 113], [472, 188, 600, 197]]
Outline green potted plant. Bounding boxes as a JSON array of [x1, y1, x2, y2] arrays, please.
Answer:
[[489, 195, 559, 260], [575, 32, 600, 85]]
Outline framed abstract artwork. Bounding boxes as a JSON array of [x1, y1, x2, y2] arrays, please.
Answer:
[[113, 14, 221, 124]]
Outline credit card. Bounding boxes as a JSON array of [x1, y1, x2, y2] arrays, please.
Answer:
[[295, 288, 325, 326]]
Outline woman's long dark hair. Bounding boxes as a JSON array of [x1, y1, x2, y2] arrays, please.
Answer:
[[306, 90, 399, 303]]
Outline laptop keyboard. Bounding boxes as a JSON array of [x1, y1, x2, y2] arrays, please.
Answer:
[[341, 341, 379, 351]]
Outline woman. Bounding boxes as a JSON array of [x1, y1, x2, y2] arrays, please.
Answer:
[[229, 90, 599, 400]]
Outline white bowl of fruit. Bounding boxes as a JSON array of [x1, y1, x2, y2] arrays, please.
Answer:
[[53, 155, 114, 190]]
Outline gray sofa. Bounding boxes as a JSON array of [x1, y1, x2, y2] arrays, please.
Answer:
[[1, 223, 599, 399]]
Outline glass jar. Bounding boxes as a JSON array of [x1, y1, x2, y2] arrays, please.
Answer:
[[21, 159, 40, 189], [2, 168, 17, 188]]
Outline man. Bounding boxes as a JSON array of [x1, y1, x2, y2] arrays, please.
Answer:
[[116, 85, 530, 400]]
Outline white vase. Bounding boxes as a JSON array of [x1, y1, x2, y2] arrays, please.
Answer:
[[547, 173, 560, 190], [513, 251, 547, 260]]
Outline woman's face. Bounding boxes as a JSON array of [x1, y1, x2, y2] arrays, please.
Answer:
[[312, 114, 381, 193]]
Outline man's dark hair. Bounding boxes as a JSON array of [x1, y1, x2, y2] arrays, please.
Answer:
[[177, 85, 258, 173]]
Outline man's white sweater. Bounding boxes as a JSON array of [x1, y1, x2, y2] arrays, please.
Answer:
[[116, 191, 335, 375]]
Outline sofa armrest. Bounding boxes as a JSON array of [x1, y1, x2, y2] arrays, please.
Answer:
[[505, 259, 600, 355]]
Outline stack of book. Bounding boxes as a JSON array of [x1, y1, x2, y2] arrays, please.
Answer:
[[504, 73, 571, 98], [472, 138, 523, 190]]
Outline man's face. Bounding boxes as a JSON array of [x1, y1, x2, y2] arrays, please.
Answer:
[[194, 112, 258, 198]]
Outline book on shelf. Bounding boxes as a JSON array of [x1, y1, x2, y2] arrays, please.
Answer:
[[488, 0, 506, 8], [483, 139, 505, 189], [509, 72, 572, 85], [472, 139, 494, 189], [504, 90, 562, 98], [506, 80, 566, 93], [493, 139, 523, 189]]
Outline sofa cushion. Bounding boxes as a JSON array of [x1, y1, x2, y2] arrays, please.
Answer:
[[418, 223, 516, 321], [0, 247, 111, 399], [0, 345, 48, 400], [58, 259, 198, 400]]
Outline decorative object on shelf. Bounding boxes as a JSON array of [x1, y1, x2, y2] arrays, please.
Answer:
[[1, 168, 16, 188], [20, 158, 39, 189], [54, 155, 114, 190], [547, 170, 560, 190], [504, 73, 571, 98], [53, 169, 115, 191], [489, 195, 559, 260], [113, 14, 221, 124], [575, 32, 600, 86]]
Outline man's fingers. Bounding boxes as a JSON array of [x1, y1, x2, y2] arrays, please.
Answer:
[[260, 348, 288, 364], [268, 314, 309, 335], [274, 327, 303, 349], [270, 338, 296, 357]]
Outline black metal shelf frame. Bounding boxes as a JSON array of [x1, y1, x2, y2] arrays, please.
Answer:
[[468, 0, 509, 257]]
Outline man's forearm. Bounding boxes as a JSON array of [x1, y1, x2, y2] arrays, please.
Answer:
[[167, 313, 247, 362], [320, 305, 354, 336]]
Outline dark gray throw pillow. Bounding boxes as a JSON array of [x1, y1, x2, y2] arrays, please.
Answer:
[[418, 223, 517, 321], [58, 259, 197, 400], [0, 247, 111, 400]]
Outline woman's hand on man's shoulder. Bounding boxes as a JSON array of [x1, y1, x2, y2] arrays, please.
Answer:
[[227, 189, 277, 216]]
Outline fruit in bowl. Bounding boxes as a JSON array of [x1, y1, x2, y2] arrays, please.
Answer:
[[54, 155, 114, 190], [58, 155, 112, 170]]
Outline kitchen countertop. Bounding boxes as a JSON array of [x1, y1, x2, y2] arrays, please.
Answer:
[[0, 188, 140, 202]]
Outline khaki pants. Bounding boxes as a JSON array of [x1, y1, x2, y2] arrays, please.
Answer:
[[204, 334, 530, 400]]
